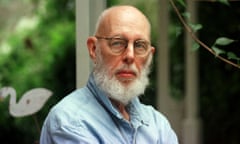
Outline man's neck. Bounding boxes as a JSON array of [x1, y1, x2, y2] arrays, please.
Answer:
[[110, 99, 130, 121]]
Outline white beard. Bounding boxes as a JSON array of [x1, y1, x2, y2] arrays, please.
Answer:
[[93, 48, 152, 105]]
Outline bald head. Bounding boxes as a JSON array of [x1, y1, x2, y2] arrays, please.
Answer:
[[94, 5, 151, 40]]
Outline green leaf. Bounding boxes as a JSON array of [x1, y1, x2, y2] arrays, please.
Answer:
[[212, 46, 226, 56], [182, 12, 190, 19], [227, 52, 240, 60], [189, 23, 203, 32], [192, 42, 200, 51], [177, 0, 186, 7], [217, 0, 230, 6], [214, 37, 235, 46], [175, 26, 182, 37]]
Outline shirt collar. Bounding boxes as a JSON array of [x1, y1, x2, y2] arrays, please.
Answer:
[[86, 73, 150, 125], [127, 97, 150, 126]]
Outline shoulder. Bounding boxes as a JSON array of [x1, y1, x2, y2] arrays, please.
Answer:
[[140, 103, 170, 124], [140, 103, 179, 143], [40, 87, 103, 143], [44, 87, 99, 128]]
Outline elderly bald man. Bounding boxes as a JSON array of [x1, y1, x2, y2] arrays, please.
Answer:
[[40, 5, 178, 144]]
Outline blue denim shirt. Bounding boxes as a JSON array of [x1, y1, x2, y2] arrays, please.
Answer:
[[40, 74, 178, 144]]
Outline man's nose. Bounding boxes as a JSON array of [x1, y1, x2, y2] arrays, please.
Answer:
[[123, 44, 135, 64]]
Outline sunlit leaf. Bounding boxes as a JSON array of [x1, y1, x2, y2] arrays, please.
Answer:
[[217, 0, 230, 6], [214, 37, 235, 46], [177, 0, 186, 7], [182, 12, 190, 19], [227, 52, 240, 60], [212, 46, 226, 56], [189, 23, 203, 32], [192, 42, 200, 51]]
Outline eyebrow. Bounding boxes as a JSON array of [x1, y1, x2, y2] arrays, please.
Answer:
[[97, 34, 149, 42]]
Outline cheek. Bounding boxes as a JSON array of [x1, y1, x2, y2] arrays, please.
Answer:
[[99, 50, 151, 76], [101, 54, 121, 74], [136, 61, 145, 73], [135, 56, 152, 73]]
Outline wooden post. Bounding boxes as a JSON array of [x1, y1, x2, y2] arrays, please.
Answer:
[[157, 0, 183, 139], [183, 0, 202, 144], [76, 0, 106, 88]]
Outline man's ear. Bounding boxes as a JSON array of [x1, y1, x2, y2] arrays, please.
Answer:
[[87, 36, 97, 63], [151, 46, 155, 54]]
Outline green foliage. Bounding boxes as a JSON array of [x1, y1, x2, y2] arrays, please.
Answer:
[[192, 42, 200, 51], [214, 37, 235, 46], [177, 0, 186, 7], [0, 0, 75, 143], [189, 23, 203, 32], [227, 52, 240, 63], [211, 37, 240, 64], [212, 46, 226, 56], [217, 0, 230, 6], [198, 2, 240, 143], [182, 11, 190, 19]]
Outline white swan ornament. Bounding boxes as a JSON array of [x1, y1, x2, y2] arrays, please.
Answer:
[[0, 87, 52, 117]]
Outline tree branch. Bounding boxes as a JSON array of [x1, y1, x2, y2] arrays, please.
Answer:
[[169, 0, 240, 69]]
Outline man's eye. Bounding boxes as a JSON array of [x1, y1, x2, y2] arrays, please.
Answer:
[[135, 42, 147, 49], [110, 40, 126, 48]]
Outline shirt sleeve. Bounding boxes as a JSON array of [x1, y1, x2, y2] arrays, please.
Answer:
[[40, 110, 100, 144], [164, 124, 179, 144], [40, 125, 99, 144], [154, 111, 179, 144]]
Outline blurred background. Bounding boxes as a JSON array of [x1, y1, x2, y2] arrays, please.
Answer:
[[0, 0, 240, 144]]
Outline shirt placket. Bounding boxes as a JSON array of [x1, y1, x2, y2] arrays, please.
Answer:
[[117, 120, 136, 144]]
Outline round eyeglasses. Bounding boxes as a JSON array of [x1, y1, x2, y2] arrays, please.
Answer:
[[95, 36, 151, 56]]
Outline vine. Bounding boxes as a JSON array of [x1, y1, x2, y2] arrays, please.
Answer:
[[169, 0, 240, 69]]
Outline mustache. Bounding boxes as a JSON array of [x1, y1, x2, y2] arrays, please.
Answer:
[[114, 64, 138, 75]]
